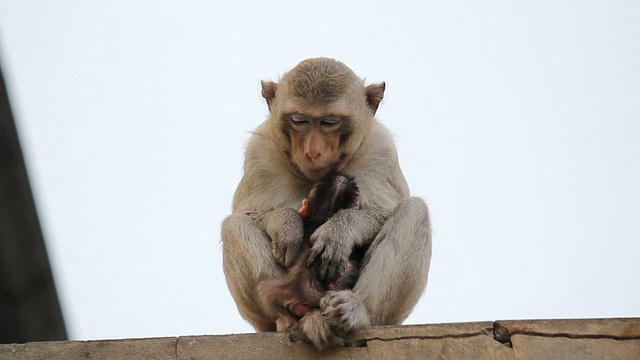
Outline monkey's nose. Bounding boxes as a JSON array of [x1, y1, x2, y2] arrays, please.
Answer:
[[305, 151, 322, 161]]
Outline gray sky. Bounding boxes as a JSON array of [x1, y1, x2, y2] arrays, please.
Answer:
[[0, 1, 638, 340]]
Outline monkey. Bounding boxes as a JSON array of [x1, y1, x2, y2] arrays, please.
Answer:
[[257, 173, 362, 333], [221, 57, 432, 349]]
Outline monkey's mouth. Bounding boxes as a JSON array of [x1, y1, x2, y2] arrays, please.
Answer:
[[301, 156, 345, 180], [305, 166, 333, 180], [288, 301, 312, 317], [289, 158, 335, 181]]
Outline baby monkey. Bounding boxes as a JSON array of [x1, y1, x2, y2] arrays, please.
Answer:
[[257, 173, 361, 332]]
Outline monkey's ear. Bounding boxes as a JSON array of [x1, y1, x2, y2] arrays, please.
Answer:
[[261, 81, 278, 111], [365, 82, 385, 114]]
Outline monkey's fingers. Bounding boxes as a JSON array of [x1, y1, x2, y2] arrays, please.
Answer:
[[307, 242, 326, 267], [272, 246, 287, 267], [318, 261, 330, 282], [326, 257, 345, 282], [282, 248, 295, 268], [317, 250, 342, 282], [335, 261, 347, 279], [283, 243, 301, 268], [273, 237, 301, 268], [314, 249, 333, 281]]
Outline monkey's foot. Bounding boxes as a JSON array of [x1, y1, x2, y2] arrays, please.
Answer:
[[275, 317, 299, 333], [296, 310, 344, 350], [320, 290, 370, 334]]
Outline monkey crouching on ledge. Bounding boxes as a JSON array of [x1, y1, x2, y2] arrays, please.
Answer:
[[257, 173, 362, 333], [221, 57, 432, 349]]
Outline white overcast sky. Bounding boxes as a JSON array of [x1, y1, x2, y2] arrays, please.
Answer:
[[0, 1, 638, 341]]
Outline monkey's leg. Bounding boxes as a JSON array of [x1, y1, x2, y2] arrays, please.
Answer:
[[221, 214, 285, 332], [322, 197, 432, 333]]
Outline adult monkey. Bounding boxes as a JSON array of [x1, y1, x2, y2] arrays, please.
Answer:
[[221, 57, 432, 349]]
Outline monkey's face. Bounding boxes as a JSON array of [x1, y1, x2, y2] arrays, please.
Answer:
[[285, 110, 352, 180]]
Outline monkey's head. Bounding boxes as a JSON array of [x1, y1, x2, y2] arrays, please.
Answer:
[[299, 173, 360, 226], [261, 58, 385, 181]]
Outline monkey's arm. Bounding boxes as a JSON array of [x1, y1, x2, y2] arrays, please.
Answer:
[[251, 207, 304, 269], [233, 133, 307, 269], [308, 208, 390, 281]]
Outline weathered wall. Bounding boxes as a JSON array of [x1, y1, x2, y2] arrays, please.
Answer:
[[0, 57, 67, 344], [1, 318, 638, 359]]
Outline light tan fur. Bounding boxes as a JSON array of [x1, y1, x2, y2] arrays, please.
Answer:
[[221, 58, 432, 349]]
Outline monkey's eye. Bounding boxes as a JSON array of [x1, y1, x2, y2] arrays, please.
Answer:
[[320, 117, 342, 126], [290, 115, 310, 125]]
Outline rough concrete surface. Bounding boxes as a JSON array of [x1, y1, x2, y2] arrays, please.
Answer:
[[1, 318, 638, 359]]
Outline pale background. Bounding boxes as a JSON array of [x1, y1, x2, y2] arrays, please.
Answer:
[[0, 1, 637, 340]]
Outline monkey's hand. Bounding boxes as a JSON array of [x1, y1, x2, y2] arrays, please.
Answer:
[[252, 208, 304, 268], [308, 209, 387, 281]]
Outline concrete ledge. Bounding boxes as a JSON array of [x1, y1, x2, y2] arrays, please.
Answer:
[[1, 318, 638, 359]]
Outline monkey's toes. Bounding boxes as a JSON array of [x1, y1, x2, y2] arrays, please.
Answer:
[[320, 290, 368, 334]]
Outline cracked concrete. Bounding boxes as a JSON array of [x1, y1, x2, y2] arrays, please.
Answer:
[[1, 318, 638, 359]]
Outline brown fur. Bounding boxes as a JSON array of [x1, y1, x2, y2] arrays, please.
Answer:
[[285, 58, 357, 105]]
